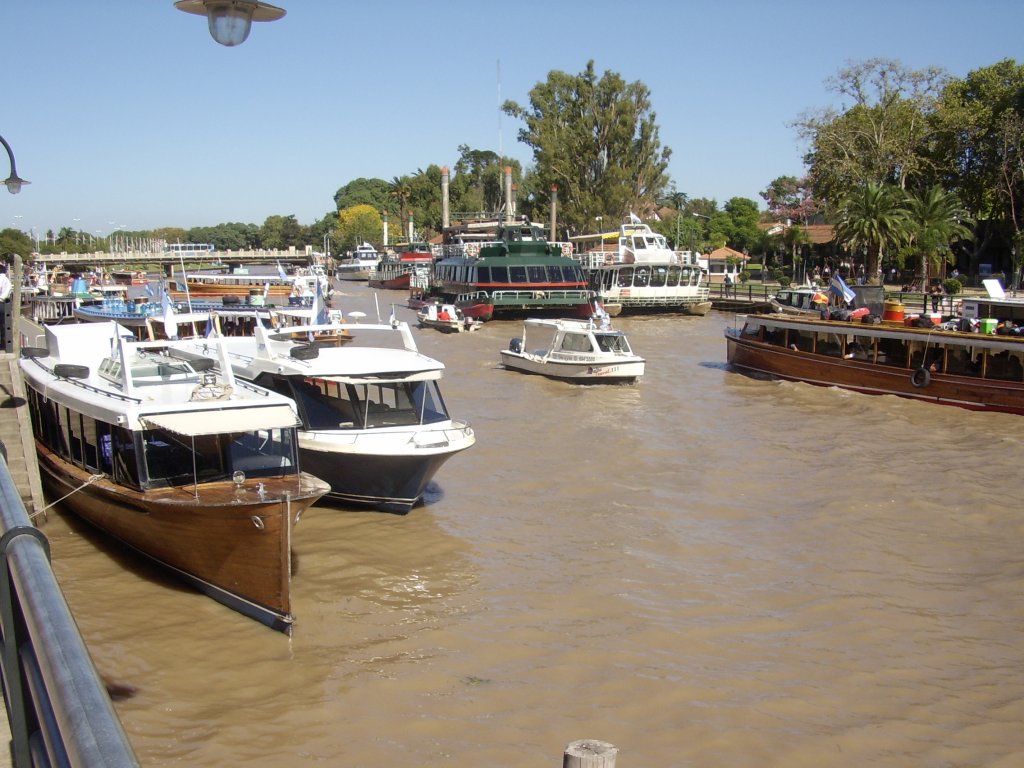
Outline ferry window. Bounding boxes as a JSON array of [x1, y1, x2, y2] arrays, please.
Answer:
[[527, 265, 547, 282], [477, 266, 490, 283], [144, 429, 210, 487], [595, 333, 629, 353], [667, 266, 681, 287], [509, 266, 528, 283], [650, 267, 668, 287], [409, 381, 449, 425], [351, 382, 437, 428], [790, 330, 815, 352], [602, 271, 614, 291], [491, 266, 508, 283], [762, 325, 784, 345], [291, 378, 356, 429], [944, 347, 974, 375], [79, 416, 102, 472], [986, 351, 1024, 381], [546, 266, 563, 282], [816, 333, 844, 358], [848, 336, 875, 361], [876, 337, 908, 367], [62, 408, 84, 465], [617, 267, 634, 288], [634, 269, 650, 287]]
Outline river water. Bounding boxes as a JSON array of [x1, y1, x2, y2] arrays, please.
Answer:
[[43, 282, 1024, 767]]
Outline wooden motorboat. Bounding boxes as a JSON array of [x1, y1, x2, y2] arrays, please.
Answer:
[[499, 317, 645, 383], [19, 321, 330, 631], [725, 312, 1024, 414]]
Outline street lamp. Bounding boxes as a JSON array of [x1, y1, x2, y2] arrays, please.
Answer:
[[1, 133, 30, 194], [175, 1, 286, 47]]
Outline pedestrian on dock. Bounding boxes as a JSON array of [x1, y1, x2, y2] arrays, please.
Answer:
[[0, 264, 11, 302]]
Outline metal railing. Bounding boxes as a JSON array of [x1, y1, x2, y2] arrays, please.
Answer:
[[0, 446, 138, 767]]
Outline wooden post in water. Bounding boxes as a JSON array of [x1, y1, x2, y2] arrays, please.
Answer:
[[563, 739, 617, 768]]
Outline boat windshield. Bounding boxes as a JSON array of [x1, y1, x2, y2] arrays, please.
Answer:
[[284, 377, 450, 430], [142, 427, 296, 488], [594, 333, 631, 354]]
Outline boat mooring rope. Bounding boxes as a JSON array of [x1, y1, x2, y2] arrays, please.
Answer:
[[37, 473, 105, 517]]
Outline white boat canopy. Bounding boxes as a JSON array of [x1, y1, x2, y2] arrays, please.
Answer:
[[141, 404, 299, 436]]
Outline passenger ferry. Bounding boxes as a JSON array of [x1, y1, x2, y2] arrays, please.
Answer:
[[725, 312, 1024, 415], [571, 222, 711, 315], [430, 221, 594, 319], [367, 243, 434, 290]]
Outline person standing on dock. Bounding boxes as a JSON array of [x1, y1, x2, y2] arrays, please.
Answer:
[[0, 264, 12, 302]]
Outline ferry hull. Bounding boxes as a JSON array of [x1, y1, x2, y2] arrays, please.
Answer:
[[726, 331, 1024, 415], [37, 444, 327, 632]]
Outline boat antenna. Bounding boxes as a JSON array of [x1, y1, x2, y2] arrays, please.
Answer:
[[178, 253, 194, 312], [374, 292, 381, 323], [497, 58, 502, 163]]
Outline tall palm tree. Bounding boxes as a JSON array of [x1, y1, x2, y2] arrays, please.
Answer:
[[834, 183, 910, 284], [903, 185, 973, 282], [388, 176, 412, 238]]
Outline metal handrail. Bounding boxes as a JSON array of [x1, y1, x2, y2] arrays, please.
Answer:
[[0, 449, 138, 767]]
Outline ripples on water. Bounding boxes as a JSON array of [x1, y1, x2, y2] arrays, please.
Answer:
[[45, 292, 1024, 766]]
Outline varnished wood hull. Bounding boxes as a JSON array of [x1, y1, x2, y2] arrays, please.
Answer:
[[36, 444, 327, 632], [726, 332, 1024, 415]]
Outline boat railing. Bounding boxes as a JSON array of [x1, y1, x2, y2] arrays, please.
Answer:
[[0, 446, 139, 767], [490, 289, 592, 304], [22, 357, 143, 404]]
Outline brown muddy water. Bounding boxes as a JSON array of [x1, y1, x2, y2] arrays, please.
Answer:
[[43, 283, 1024, 766]]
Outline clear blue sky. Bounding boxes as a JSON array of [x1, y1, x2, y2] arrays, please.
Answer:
[[5, 0, 1023, 240]]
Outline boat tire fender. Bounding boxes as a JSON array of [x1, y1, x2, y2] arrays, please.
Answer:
[[911, 367, 931, 388], [20, 346, 49, 358], [290, 344, 319, 360], [53, 363, 90, 379]]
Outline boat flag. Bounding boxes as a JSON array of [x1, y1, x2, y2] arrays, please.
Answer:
[[263, 281, 271, 300], [277, 261, 287, 280], [162, 287, 178, 339], [313, 277, 329, 325], [829, 274, 856, 304]]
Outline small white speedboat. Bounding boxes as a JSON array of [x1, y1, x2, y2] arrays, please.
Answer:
[[499, 317, 645, 383]]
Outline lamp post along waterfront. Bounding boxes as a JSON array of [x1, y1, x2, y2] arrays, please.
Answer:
[[1, 133, 30, 194]]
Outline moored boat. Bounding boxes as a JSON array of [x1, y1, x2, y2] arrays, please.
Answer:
[[335, 242, 381, 281], [431, 221, 595, 318], [368, 243, 434, 290], [177, 318, 475, 513], [19, 321, 331, 631], [499, 317, 645, 383], [770, 286, 830, 316], [572, 221, 712, 315], [725, 312, 1024, 414]]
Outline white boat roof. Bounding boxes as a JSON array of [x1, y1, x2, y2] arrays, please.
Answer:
[[19, 321, 300, 434], [182, 321, 445, 383]]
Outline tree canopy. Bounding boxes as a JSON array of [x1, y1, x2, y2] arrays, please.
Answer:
[[503, 60, 671, 236]]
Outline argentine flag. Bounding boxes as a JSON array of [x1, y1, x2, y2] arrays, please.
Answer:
[[162, 288, 178, 339], [829, 274, 856, 304]]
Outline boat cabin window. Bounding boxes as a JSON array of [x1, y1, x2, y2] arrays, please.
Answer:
[[289, 376, 450, 429], [490, 266, 508, 283], [560, 333, 594, 353], [595, 333, 630, 353], [634, 268, 650, 287], [141, 427, 296, 489], [876, 337, 908, 367], [509, 266, 528, 283], [617, 267, 634, 288], [528, 265, 547, 282], [649, 266, 668, 288], [790, 329, 815, 353]]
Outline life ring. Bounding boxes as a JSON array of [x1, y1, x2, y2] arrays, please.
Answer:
[[911, 367, 931, 388]]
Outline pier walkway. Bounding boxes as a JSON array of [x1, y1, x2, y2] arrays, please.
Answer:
[[0, 352, 44, 519]]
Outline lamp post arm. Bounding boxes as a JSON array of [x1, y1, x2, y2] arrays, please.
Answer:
[[1, 133, 30, 194]]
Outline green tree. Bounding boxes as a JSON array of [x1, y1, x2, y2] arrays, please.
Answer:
[[0, 228, 34, 261], [719, 197, 762, 253], [333, 205, 383, 251], [796, 58, 947, 208], [259, 215, 303, 250], [388, 176, 413, 239], [834, 182, 911, 283], [334, 178, 390, 213], [502, 60, 671, 236], [902, 185, 973, 282], [450, 145, 507, 216]]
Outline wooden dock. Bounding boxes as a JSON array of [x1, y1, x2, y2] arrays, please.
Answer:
[[0, 352, 44, 520]]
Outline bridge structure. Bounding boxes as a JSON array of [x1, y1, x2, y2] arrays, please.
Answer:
[[30, 246, 323, 270]]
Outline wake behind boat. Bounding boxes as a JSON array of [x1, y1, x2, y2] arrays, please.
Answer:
[[500, 317, 645, 383], [18, 321, 330, 632]]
